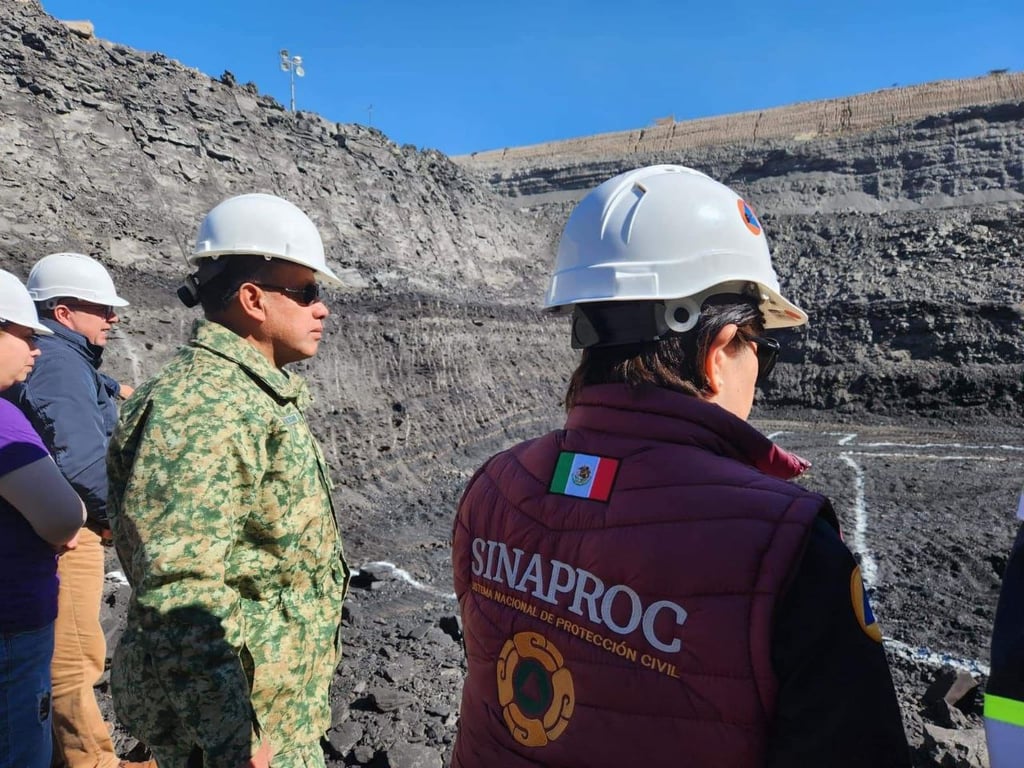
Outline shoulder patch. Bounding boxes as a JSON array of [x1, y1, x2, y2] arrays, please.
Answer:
[[850, 565, 883, 642], [549, 452, 619, 502], [280, 412, 301, 426]]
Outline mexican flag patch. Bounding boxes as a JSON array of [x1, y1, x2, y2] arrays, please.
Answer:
[[549, 451, 620, 502]]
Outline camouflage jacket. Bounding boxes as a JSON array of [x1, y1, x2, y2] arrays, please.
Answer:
[[108, 319, 348, 767]]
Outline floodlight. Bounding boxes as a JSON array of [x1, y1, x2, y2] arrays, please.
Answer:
[[279, 49, 305, 112]]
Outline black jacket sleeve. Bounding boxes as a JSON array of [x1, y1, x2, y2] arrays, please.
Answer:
[[767, 515, 911, 768], [986, 521, 1024, 766]]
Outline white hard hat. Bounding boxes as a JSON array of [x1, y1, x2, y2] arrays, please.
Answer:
[[0, 269, 52, 334], [27, 253, 129, 307], [190, 193, 341, 285], [544, 165, 806, 330]]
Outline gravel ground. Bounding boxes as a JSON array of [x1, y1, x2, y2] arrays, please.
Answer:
[[97, 412, 1022, 767]]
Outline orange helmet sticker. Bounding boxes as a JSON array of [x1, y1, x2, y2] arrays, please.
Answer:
[[737, 198, 763, 236]]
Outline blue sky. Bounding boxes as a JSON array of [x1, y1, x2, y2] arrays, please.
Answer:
[[41, 0, 1024, 156]]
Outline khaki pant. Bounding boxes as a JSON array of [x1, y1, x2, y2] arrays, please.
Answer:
[[51, 527, 119, 768]]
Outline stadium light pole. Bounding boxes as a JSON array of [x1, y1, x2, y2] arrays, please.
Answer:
[[279, 49, 305, 113]]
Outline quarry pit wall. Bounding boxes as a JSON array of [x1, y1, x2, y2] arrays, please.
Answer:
[[455, 72, 1024, 173]]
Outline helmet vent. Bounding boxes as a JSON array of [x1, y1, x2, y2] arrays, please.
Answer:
[[598, 181, 647, 243], [619, 184, 647, 245]]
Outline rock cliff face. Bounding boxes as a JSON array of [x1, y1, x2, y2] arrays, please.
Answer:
[[3, 2, 1023, 766], [1, 0, 565, 540], [4, 1, 1022, 452], [456, 71, 1024, 207], [3, 0, 547, 295], [455, 100, 1024, 421]]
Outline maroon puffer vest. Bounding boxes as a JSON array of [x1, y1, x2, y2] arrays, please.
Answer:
[[452, 384, 829, 768]]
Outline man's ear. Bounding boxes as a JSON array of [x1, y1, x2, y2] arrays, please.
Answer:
[[236, 282, 267, 322], [51, 305, 71, 324], [703, 324, 738, 395]]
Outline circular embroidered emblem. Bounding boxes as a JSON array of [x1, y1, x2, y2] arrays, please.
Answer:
[[571, 465, 591, 486], [737, 198, 763, 236], [496, 631, 575, 747]]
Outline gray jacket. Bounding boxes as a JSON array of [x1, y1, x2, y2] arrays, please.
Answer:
[[4, 317, 120, 529]]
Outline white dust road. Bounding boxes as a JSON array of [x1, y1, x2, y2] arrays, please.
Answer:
[[775, 429, 1024, 676], [355, 561, 457, 601]]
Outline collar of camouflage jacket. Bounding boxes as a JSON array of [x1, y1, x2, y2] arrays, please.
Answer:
[[189, 318, 311, 408]]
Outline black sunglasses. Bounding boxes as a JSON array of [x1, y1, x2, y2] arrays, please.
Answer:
[[252, 282, 323, 306], [61, 301, 117, 319], [738, 331, 780, 384]]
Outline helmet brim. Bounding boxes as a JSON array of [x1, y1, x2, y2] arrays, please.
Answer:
[[2, 318, 53, 335], [759, 286, 808, 329], [545, 280, 808, 330], [189, 251, 343, 288]]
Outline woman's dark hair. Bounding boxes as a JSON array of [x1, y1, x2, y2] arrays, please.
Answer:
[[195, 255, 278, 315], [564, 295, 764, 410]]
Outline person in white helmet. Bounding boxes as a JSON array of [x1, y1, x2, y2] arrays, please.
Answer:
[[3, 253, 139, 768], [0, 269, 86, 768], [107, 194, 349, 768], [451, 165, 910, 767]]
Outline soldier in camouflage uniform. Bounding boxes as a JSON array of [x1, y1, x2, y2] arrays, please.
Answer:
[[107, 194, 349, 768]]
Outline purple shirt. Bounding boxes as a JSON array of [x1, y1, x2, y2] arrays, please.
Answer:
[[0, 398, 58, 632]]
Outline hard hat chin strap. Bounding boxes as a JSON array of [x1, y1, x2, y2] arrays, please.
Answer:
[[176, 274, 201, 308], [570, 288, 762, 349], [571, 301, 694, 349], [177, 256, 236, 308]]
